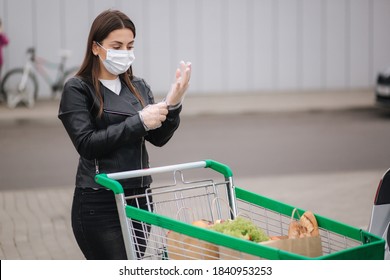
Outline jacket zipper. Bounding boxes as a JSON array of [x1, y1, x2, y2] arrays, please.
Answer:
[[95, 141, 144, 185], [140, 137, 144, 187], [100, 108, 145, 186], [95, 159, 100, 174], [103, 109, 132, 116]]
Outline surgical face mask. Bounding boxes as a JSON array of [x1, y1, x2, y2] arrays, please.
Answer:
[[96, 42, 135, 76]]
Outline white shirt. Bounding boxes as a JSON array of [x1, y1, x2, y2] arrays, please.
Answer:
[[100, 77, 122, 95]]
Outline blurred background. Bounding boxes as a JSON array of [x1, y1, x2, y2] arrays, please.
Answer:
[[1, 0, 390, 260], [1, 0, 390, 97]]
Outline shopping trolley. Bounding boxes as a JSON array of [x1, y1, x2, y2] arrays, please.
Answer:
[[95, 160, 385, 260]]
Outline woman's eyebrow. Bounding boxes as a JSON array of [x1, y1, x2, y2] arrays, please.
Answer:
[[111, 40, 135, 44]]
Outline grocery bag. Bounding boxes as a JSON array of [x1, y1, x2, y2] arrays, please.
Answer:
[[218, 246, 261, 260], [263, 208, 323, 257], [165, 208, 220, 260], [262, 235, 323, 257], [220, 208, 323, 259], [166, 230, 219, 260], [218, 235, 322, 259]]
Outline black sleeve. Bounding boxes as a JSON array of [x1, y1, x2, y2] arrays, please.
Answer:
[[145, 106, 181, 147], [136, 78, 182, 147]]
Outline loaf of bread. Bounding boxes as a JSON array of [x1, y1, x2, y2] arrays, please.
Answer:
[[288, 220, 303, 239], [299, 211, 319, 237], [288, 210, 319, 239], [192, 219, 212, 228]]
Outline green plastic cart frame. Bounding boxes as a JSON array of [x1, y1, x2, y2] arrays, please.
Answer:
[[95, 160, 385, 260]]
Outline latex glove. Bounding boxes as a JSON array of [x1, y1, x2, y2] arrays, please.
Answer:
[[139, 102, 168, 130], [165, 61, 192, 107]]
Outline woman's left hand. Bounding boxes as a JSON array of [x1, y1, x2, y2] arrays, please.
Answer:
[[165, 61, 192, 107]]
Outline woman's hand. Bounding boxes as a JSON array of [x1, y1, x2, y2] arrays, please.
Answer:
[[139, 102, 168, 130], [165, 61, 192, 107]]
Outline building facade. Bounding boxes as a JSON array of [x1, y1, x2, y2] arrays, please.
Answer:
[[1, 0, 390, 98]]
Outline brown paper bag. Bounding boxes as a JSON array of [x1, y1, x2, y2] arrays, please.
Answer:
[[259, 208, 323, 258], [219, 236, 322, 259], [262, 235, 323, 257], [166, 230, 219, 260], [219, 246, 261, 260], [220, 207, 323, 259]]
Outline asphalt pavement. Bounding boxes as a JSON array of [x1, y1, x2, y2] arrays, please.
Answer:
[[0, 88, 380, 260]]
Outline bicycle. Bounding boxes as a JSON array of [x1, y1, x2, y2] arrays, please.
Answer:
[[0, 47, 79, 108]]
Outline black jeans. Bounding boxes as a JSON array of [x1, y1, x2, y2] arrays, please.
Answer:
[[71, 187, 151, 260]]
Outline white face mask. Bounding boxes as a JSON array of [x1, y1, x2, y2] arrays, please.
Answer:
[[97, 42, 135, 76]]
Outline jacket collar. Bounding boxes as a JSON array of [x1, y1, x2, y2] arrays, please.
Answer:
[[102, 83, 143, 115]]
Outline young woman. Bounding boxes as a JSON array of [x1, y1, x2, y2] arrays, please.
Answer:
[[58, 9, 191, 260]]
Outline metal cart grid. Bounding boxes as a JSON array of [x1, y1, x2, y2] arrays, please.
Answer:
[[235, 195, 362, 256], [124, 178, 237, 260], [235, 187, 384, 259]]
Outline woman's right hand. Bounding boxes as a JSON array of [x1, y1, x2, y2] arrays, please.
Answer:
[[139, 102, 168, 130], [165, 61, 192, 107]]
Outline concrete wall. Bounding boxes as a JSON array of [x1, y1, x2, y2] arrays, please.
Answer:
[[1, 0, 390, 98]]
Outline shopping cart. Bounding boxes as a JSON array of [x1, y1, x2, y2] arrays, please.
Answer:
[[95, 160, 385, 260]]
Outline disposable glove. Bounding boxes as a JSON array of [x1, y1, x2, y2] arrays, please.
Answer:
[[139, 102, 168, 130], [165, 61, 192, 108]]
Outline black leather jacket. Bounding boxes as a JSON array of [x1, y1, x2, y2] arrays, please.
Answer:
[[58, 76, 181, 189]]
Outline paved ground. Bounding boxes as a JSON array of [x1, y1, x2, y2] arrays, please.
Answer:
[[0, 89, 381, 260]]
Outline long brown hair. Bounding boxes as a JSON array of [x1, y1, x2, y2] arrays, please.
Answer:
[[77, 9, 145, 117]]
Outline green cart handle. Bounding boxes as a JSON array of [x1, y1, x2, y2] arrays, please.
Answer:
[[95, 159, 233, 194]]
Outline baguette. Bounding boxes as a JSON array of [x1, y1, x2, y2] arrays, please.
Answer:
[[288, 220, 303, 239], [288, 210, 319, 239], [269, 235, 288, 240], [299, 211, 319, 237], [192, 219, 212, 228]]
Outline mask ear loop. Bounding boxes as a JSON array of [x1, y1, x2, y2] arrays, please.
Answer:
[[95, 41, 107, 51], [93, 41, 108, 63]]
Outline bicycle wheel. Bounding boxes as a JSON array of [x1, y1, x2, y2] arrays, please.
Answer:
[[52, 66, 79, 99], [1, 68, 39, 108]]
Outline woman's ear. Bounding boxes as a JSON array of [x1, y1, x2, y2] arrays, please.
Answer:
[[92, 41, 99, 56]]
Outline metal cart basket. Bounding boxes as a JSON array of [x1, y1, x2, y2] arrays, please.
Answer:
[[95, 160, 385, 260]]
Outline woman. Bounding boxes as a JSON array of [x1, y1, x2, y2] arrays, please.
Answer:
[[58, 9, 191, 260]]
